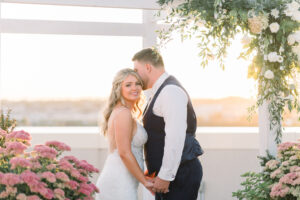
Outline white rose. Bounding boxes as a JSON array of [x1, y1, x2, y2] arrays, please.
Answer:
[[290, 1, 300, 10], [285, 1, 300, 17], [264, 70, 274, 79], [287, 95, 295, 101], [288, 34, 296, 45], [241, 34, 251, 45], [271, 9, 279, 19], [292, 10, 300, 21], [293, 31, 300, 42], [284, 7, 294, 16], [268, 52, 279, 62], [269, 22, 280, 33], [292, 44, 300, 56], [277, 55, 283, 63], [279, 47, 284, 53], [280, 66, 285, 70]]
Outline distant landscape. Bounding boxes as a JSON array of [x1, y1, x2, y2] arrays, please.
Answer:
[[1, 97, 300, 127]]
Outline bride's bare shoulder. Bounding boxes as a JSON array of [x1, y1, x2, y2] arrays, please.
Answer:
[[112, 106, 132, 122]]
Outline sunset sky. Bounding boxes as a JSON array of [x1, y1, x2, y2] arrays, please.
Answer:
[[0, 3, 256, 100]]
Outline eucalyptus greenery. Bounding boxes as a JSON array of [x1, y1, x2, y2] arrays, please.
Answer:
[[232, 151, 275, 200], [157, 0, 300, 143]]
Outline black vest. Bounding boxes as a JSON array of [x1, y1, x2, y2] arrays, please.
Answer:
[[143, 76, 203, 175]]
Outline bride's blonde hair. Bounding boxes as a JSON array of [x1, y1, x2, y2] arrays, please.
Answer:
[[101, 68, 144, 136]]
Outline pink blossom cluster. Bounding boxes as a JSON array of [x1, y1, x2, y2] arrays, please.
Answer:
[[0, 129, 7, 138], [265, 159, 279, 170], [10, 157, 31, 169], [16, 193, 40, 200], [34, 145, 58, 159], [5, 141, 27, 155], [267, 140, 300, 198], [45, 141, 71, 152], [279, 172, 300, 185], [270, 183, 290, 198], [0, 127, 100, 199], [278, 142, 298, 152], [39, 172, 56, 183], [6, 130, 31, 145], [0, 172, 22, 186], [0, 186, 17, 199]]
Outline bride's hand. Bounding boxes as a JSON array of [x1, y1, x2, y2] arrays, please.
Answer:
[[143, 180, 155, 195]]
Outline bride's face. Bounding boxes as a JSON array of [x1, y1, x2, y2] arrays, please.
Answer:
[[121, 75, 142, 102]]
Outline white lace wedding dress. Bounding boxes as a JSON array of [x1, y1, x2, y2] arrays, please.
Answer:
[[95, 121, 148, 200]]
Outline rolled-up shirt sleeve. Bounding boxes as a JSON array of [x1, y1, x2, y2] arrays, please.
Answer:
[[156, 85, 188, 181]]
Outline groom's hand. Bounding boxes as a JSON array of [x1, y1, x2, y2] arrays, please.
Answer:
[[152, 177, 170, 194]]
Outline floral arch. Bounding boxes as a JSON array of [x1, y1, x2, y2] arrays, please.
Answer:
[[157, 0, 300, 145]]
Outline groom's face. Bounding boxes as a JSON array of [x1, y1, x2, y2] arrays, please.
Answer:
[[133, 60, 149, 90]]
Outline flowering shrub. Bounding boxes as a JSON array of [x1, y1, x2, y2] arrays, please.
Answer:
[[0, 112, 99, 200], [233, 140, 300, 199], [158, 0, 300, 143]]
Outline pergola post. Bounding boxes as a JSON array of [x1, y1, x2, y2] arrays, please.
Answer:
[[142, 10, 158, 48], [258, 101, 278, 157]]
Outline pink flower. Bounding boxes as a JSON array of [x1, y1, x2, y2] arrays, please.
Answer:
[[78, 183, 94, 196], [0, 173, 22, 186], [5, 186, 17, 195], [290, 166, 300, 172], [39, 188, 54, 199], [67, 180, 79, 190], [278, 142, 297, 151], [7, 130, 31, 145], [31, 161, 42, 170], [0, 128, 7, 137], [56, 172, 70, 182], [59, 160, 74, 172], [78, 175, 88, 182], [70, 169, 81, 178], [27, 195, 41, 200], [271, 169, 282, 179], [40, 172, 56, 183], [5, 141, 27, 155], [0, 190, 9, 198], [34, 145, 57, 159], [46, 164, 56, 170], [20, 170, 40, 187], [265, 160, 279, 170], [16, 193, 27, 200], [270, 183, 290, 198], [61, 155, 79, 163], [54, 188, 65, 200], [76, 160, 99, 173], [10, 157, 31, 169], [279, 172, 297, 184], [45, 141, 71, 151]]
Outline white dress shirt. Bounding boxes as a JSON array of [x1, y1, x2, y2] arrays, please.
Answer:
[[145, 72, 188, 181]]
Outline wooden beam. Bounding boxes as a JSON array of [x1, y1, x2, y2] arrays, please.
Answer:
[[0, 19, 145, 36], [0, 0, 161, 10]]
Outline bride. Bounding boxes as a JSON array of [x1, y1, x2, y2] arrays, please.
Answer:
[[96, 68, 153, 200]]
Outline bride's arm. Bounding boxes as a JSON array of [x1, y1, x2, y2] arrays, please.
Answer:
[[114, 109, 149, 187]]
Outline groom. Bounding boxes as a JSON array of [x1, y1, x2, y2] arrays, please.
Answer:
[[132, 48, 203, 200]]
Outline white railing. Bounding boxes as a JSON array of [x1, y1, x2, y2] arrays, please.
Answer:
[[14, 126, 300, 200]]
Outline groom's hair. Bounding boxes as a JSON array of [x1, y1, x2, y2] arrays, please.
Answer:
[[132, 48, 164, 68]]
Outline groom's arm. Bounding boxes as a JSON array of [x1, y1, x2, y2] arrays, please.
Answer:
[[155, 85, 188, 181]]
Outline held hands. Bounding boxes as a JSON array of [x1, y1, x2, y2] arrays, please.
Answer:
[[152, 176, 170, 194], [143, 179, 155, 195]]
